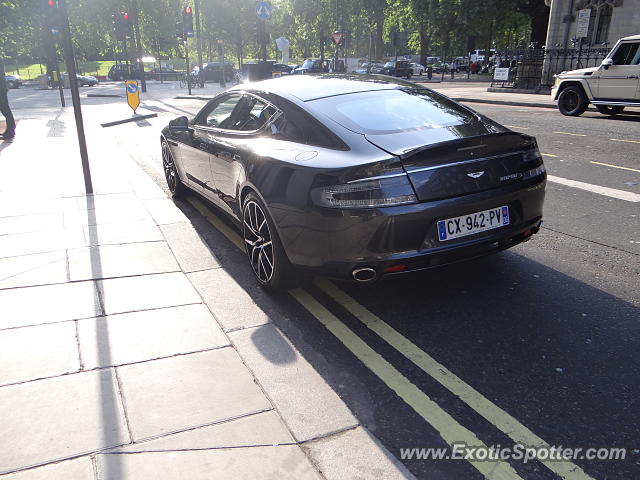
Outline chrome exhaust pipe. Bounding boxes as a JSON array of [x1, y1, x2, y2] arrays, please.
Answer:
[[352, 267, 377, 283]]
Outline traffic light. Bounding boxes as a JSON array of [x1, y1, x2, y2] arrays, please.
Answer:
[[113, 12, 132, 41], [45, 0, 61, 34], [182, 6, 194, 38]]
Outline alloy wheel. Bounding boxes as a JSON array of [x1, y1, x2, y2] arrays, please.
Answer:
[[162, 142, 177, 193], [243, 200, 275, 284], [560, 90, 578, 112]]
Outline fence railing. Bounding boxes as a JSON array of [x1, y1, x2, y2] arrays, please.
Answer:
[[489, 46, 611, 90]]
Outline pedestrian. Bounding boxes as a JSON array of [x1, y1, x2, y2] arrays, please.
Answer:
[[0, 57, 16, 140]]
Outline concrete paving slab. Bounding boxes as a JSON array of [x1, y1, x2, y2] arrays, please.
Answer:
[[116, 349, 271, 441], [73, 193, 144, 211], [96, 445, 322, 480], [67, 242, 179, 281], [98, 272, 201, 315], [142, 198, 189, 225], [0, 196, 76, 219], [229, 324, 359, 442], [0, 369, 129, 474], [0, 457, 94, 480], [0, 281, 100, 329], [0, 322, 79, 386], [82, 220, 164, 246], [111, 411, 294, 452], [159, 223, 220, 273], [63, 203, 152, 228], [303, 427, 415, 480], [0, 228, 86, 258], [78, 304, 229, 369], [187, 269, 270, 332], [0, 251, 68, 289], [0, 212, 64, 236]]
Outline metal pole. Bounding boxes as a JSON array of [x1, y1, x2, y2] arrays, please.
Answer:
[[185, 38, 192, 95], [57, 0, 93, 194], [218, 40, 225, 88], [194, 0, 204, 87], [131, 0, 146, 92], [56, 70, 65, 107]]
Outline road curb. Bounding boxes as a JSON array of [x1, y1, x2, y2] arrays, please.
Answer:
[[451, 97, 557, 109], [174, 95, 214, 101], [100, 113, 158, 127], [87, 93, 123, 98]]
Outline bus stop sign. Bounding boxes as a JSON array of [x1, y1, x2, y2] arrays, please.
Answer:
[[125, 80, 140, 113]]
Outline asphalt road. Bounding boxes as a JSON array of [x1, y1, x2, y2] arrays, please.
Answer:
[[6, 83, 639, 480]]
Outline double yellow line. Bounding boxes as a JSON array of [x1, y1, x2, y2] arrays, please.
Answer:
[[188, 196, 595, 480]]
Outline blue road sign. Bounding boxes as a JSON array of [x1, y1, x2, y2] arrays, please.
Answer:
[[126, 82, 138, 94], [256, 1, 272, 20]]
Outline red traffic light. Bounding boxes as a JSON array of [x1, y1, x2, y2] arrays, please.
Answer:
[[47, 0, 54, 5], [184, 6, 192, 14], [122, 12, 129, 20]]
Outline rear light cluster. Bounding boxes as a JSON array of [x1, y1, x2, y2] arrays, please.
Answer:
[[522, 148, 546, 179], [523, 164, 546, 179], [312, 175, 418, 208]]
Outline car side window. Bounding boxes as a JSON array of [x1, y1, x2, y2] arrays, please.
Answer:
[[198, 94, 243, 129], [228, 96, 278, 132], [611, 42, 640, 65]]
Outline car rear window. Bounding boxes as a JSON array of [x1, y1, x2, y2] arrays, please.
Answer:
[[308, 88, 477, 135]]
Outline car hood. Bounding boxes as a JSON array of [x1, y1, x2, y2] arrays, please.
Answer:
[[557, 66, 599, 78]]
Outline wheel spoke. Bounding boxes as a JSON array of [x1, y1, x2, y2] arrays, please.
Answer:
[[242, 200, 275, 284]]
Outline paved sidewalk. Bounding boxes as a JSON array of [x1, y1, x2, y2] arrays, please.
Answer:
[[425, 82, 556, 108], [0, 110, 413, 479]]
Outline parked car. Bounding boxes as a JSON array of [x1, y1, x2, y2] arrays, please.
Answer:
[[5, 74, 21, 89], [271, 63, 292, 74], [193, 62, 235, 82], [160, 75, 546, 290], [76, 74, 98, 86], [409, 62, 425, 76], [107, 64, 138, 81], [380, 60, 412, 79], [354, 62, 384, 74], [552, 34, 640, 116], [147, 66, 181, 81], [292, 59, 330, 74]]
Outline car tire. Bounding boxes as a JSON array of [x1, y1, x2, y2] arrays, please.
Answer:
[[242, 192, 295, 292], [162, 140, 187, 198], [596, 105, 625, 115], [557, 85, 588, 116]]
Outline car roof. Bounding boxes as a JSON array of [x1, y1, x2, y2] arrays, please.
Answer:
[[620, 34, 640, 41], [232, 74, 416, 102]]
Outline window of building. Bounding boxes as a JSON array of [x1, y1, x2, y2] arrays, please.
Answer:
[[594, 5, 612, 44]]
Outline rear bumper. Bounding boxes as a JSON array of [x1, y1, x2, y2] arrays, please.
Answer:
[[277, 176, 546, 280]]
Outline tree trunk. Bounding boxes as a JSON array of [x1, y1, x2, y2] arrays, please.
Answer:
[[419, 24, 429, 66]]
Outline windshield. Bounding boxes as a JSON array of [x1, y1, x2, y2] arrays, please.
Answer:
[[301, 59, 315, 69], [309, 88, 477, 135], [384, 62, 394, 68]]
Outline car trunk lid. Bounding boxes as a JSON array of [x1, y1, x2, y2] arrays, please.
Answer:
[[365, 131, 538, 202]]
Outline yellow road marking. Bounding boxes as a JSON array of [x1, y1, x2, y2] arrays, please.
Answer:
[[553, 131, 587, 137], [541, 153, 557, 158], [290, 288, 523, 480], [314, 278, 596, 480], [590, 161, 640, 173], [504, 125, 529, 130], [187, 197, 245, 250], [609, 138, 640, 144]]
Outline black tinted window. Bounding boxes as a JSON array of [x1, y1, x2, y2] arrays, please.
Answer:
[[198, 94, 243, 128], [232, 96, 278, 132], [309, 88, 477, 135], [611, 42, 640, 65]]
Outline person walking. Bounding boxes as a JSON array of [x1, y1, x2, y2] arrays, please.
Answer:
[[0, 56, 16, 140]]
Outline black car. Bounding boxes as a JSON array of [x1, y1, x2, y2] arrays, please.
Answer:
[[161, 75, 545, 290], [195, 62, 235, 83], [381, 60, 413, 79], [107, 64, 138, 81], [292, 59, 330, 74], [5, 74, 21, 89]]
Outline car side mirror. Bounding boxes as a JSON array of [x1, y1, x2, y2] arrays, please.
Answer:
[[169, 116, 190, 132], [600, 58, 613, 70]]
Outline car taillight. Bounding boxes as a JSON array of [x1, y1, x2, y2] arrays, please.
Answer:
[[311, 174, 418, 208]]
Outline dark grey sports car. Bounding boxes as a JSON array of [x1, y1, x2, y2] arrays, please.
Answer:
[[161, 75, 545, 290]]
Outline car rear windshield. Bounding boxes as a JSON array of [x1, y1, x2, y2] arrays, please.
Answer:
[[308, 88, 477, 135]]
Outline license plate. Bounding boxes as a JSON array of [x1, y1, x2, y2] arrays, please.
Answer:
[[437, 206, 510, 242]]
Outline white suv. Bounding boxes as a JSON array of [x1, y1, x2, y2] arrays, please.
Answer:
[[552, 34, 640, 116]]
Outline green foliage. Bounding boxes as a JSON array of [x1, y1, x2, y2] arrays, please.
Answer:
[[0, 0, 542, 67]]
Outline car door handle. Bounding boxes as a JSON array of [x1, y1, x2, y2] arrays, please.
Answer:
[[627, 75, 639, 79]]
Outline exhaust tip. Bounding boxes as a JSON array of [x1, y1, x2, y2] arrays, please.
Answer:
[[352, 267, 377, 283]]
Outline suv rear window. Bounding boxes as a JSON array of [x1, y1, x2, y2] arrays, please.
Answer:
[[308, 88, 477, 135]]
